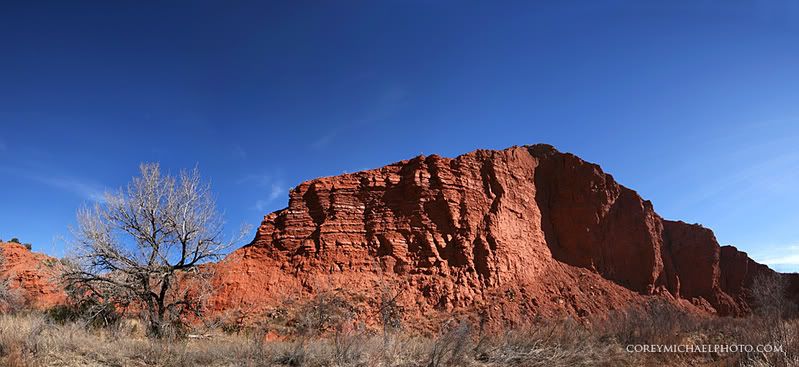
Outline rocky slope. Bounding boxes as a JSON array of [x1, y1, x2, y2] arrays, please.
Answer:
[[209, 145, 783, 330], [0, 242, 65, 309]]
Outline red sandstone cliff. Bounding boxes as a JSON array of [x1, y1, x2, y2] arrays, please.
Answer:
[[209, 145, 780, 330], [0, 242, 66, 309]]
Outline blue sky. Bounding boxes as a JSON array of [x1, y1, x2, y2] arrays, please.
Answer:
[[1, 1, 798, 271]]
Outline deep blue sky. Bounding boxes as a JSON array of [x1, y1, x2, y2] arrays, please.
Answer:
[[1, 1, 798, 271]]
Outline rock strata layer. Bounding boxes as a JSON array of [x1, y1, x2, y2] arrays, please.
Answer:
[[0, 242, 65, 309], [210, 145, 782, 330]]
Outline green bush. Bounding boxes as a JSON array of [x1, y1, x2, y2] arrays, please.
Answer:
[[9, 238, 20, 244]]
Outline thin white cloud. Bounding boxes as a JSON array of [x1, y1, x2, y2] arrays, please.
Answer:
[[237, 172, 285, 211], [749, 244, 799, 273], [268, 183, 283, 201], [758, 252, 799, 266], [253, 183, 285, 211], [0, 164, 105, 202], [30, 175, 106, 202], [310, 133, 335, 150], [660, 123, 799, 215]]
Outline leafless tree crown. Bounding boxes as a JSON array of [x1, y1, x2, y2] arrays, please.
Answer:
[[750, 272, 796, 320], [66, 163, 248, 336]]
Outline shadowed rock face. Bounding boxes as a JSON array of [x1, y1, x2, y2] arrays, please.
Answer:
[[207, 145, 781, 330]]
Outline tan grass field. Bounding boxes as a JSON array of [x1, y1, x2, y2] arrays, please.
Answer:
[[1, 302, 796, 367]]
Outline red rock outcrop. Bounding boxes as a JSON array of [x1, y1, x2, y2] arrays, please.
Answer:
[[0, 242, 66, 309], [209, 145, 785, 330]]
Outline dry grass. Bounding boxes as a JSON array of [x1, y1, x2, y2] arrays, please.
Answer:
[[0, 301, 797, 367]]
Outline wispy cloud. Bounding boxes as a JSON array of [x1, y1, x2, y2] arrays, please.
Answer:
[[268, 183, 283, 201], [29, 174, 106, 202], [236, 173, 274, 187], [668, 149, 799, 215], [252, 200, 269, 212], [308, 84, 408, 151], [310, 133, 335, 150], [253, 183, 285, 211], [0, 162, 105, 202], [232, 144, 248, 160], [0, 167, 106, 202], [237, 172, 286, 211], [749, 243, 799, 273], [356, 85, 407, 125]]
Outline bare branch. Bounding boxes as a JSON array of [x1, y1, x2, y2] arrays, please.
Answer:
[[65, 162, 251, 337]]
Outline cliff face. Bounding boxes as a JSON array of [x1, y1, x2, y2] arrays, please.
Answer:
[[0, 242, 66, 309], [210, 145, 779, 329]]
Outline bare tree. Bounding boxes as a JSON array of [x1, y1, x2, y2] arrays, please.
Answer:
[[65, 163, 248, 337], [750, 271, 796, 321]]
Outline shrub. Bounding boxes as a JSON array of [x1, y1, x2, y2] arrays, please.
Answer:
[[8, 238, 19, 244], [46, 301, 122, 330], [49, 283, 125, 330], [750, 272, 797, 321], [379, 288, 403, 339], [293, 291, 354, 337], [599, 299, 694, 346], [427, 320, 472, 367]]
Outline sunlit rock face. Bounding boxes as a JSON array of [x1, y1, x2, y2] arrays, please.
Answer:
[[208, 145, 781, 331], [0, 242, 66, 310]]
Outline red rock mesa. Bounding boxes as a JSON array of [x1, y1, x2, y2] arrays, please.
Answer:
[[209, 145, 781, 330]]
